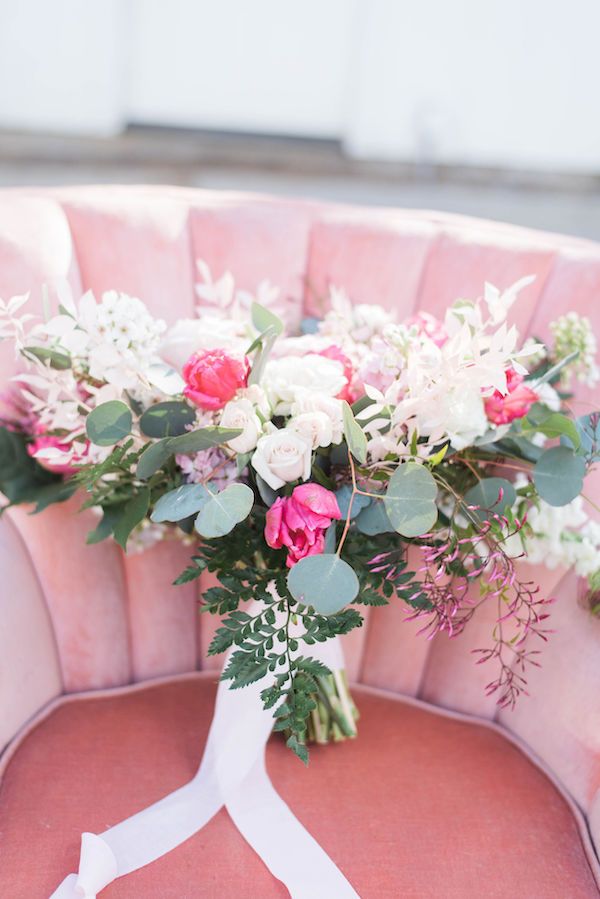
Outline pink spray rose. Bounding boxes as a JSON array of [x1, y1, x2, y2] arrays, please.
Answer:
[[406, 311, 448, 347], [27, 430, 88, 475], [484, 368, 539, 425], [265, 483, 342, 568], [183, 348, 250, 411], [317, 345, 357, 403]]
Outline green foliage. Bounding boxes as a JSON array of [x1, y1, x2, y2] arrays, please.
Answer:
[[341, 401, 367, 464], [287, 553, 359, 614], [22, 345, 72, 370], [464, 477, 517, 520], [384, 461, 438, 536], [86, 400, 132, 446], [139, 401, 196, 438], [194, 483, 254, 538], [0, 425, 75, 512], [533, 445, 586, 506]]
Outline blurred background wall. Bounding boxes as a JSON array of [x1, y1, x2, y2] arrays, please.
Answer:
[[0, 0, 599, 237]]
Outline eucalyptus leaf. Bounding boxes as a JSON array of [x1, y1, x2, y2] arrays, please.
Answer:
[[86, 401, 132, 447], [569, 413, 600, 460], [341, 401, 367, 464], [287, 554, 359, 615], [136, 438, 173, 480], [86, 504, 125, 545], [169, 426, 242, 455], [113, 487, 150, 550], [151, 484, 210, 523], [464, 477, 517, 521], [355, 499, 395, 535], [323, 521, 338, 554], [139, 401, 196, 438], [384, 462, 438, 537], [335, 485, 370, 519], [533, 446, 586, 506], [195, 483, 254, 538]]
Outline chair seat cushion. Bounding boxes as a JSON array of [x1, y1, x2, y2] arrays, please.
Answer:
[[1, 675, 598, 898]]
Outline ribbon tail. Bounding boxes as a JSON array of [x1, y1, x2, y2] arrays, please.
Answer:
[[226, 753, 360, 899]]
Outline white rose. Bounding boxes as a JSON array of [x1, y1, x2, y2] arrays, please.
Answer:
[[290, 391, 344, 445], [287, 411, 333, 450], [159, 316, 248, 371], [263, 355, 346, 414], [444, 386, 488, 450], [220, 398, 262, 454], [251, 430, 312, 489]]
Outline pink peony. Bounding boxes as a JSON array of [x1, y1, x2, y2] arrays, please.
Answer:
[[484, 368, 539, 425], [265, 483, 341, 568], [27, 431, 87, 475], [406, 311, 448, 347], [183, 348, 250, 411], [317, 345, 358, 403]]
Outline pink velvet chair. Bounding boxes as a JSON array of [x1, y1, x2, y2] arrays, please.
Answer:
[[1, 186, 599, 898]]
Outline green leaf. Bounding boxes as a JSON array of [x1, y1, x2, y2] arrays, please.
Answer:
[[139, 401, 196, 438], [113, 487, 150, 550], [533, 446, 586, 507], [86, 504, 125, 544], [383, 462, 438, 537], [355, 499, 394, 535], [532, 350, 578, 386], [194, 483, 254, 538], [255, 473, 279, 507], [23, 345, 71, 370], [521, 411, 581, 450], [341, 401, 367, 464], [287, 554, 359, 615], [168, 426, 242, 455], [335, 485, 370, 519], [86, 401, 132, 447], [151, 484, 210, 523], [251, 301, 284, 336], [286, 734, 309, 765], [464, 477, 517, 521], [136, 439, 173, 479], [568, 413, 600, 460], [31, 479, 77, 513]]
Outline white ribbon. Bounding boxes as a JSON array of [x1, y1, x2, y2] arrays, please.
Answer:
[[50, 620, 360, 899]]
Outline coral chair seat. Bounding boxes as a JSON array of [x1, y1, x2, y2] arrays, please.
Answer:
[[0, 186, 599, 898]]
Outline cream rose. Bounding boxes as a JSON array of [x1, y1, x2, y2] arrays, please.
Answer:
[[263, 355, 346, 414], [251, 430, 312, 490], [159, 316, 248, 371], [220, 398, 262, 454], [291, 391, 344, 445], [287, 411, 333, 450]]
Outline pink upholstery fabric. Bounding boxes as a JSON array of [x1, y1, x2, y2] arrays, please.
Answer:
[[1, 676, 598, 899], [1, 186, 599, 868]]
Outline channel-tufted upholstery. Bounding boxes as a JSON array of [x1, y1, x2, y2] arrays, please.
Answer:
[[1, 186, 599, 896]]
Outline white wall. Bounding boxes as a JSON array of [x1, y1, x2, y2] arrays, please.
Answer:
[[0, 1, 125, 135], [0, 0, 599, 172], [345, 0, 600, 171]]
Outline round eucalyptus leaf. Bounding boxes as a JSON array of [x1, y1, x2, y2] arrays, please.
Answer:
[[151, 484, 210, 523], [195, 483, 254, 538], [464, 477, 517, 520], [355, 499, 394, 535], [384, 462, 438, 537], [335, 485, 370, 520], [533, 446, 586, 506], [136, 439, 173, 480], [86, 401, 132, 446], [139, 401, 196, 438], [287, 554, 359, 615]]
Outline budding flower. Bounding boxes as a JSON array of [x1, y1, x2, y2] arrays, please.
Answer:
[[550, 311, 599, 387]]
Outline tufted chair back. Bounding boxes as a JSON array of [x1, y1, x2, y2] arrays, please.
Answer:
[[1, 186, 599, 853]]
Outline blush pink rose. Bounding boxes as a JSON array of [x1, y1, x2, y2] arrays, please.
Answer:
[[406, 311, 448, 347], [317, 345, 358, 403], [484, 368, 539, 425], [27, 431, 88, 475], [183, 348, 250, 411], [265, 483, 341, 568]]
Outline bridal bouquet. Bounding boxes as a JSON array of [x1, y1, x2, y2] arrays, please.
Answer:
[[1, 268, 599, 761]]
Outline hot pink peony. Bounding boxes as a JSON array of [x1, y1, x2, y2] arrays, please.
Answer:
[[183, 348, 250, 411], [484, 368, 539, 425], [265, 483, 342, 568], [317, 345, 358, 403]]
